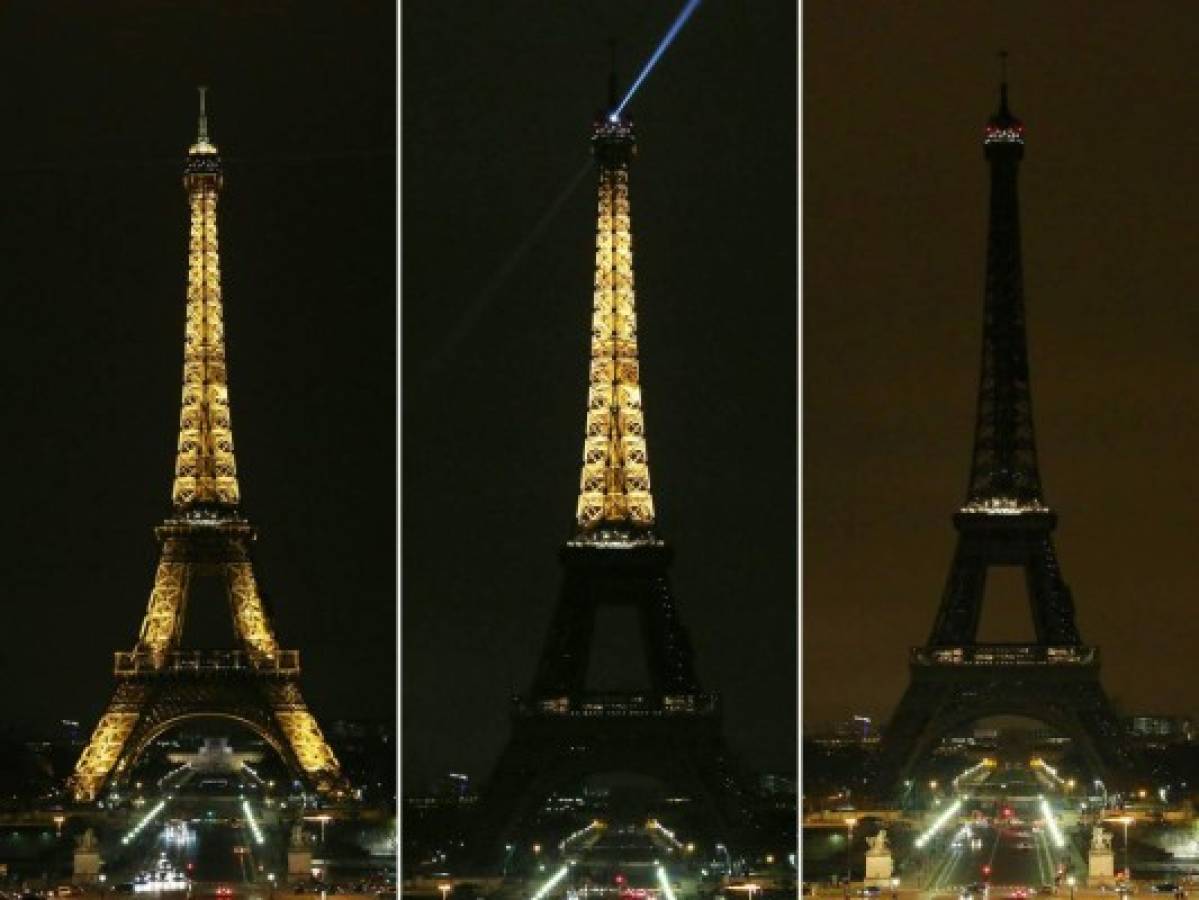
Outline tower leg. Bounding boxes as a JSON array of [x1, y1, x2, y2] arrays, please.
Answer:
[[69, 683, 150, 802], [267, 683, 346, 794]]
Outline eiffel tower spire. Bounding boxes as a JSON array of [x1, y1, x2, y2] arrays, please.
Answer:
[[963, 75, 1044, 513], [173, 85, 239, 509], [574, 103, 656, 538]]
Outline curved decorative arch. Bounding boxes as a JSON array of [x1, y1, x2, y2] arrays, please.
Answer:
[[897, 699, 1107, 784], [111, 711, 300, 790]]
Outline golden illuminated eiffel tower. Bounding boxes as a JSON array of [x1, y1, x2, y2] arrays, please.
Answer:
[[69, 89, 345, 802]]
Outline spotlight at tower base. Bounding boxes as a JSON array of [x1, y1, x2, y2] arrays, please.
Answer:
[[612, 0, 703, 118]]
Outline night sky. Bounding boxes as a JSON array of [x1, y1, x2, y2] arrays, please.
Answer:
[[805, 5, 1199, 729], [402, 4, 797, 787], [0, 4, 395, 733]]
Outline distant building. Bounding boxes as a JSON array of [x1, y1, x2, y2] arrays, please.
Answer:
[[167, 737, 263, 773], [760, 773, 797, 796], [808, 716, 882, 748], [1127, 715, 1194, 743]]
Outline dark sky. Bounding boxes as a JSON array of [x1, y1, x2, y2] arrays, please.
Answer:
[[804, 5, 1199, 728], [0, 4, 395, 733], [402, 4, 797, 787]]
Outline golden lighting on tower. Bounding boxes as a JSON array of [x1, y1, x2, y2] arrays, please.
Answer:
[[576, 119, 654, 531], [173, 99, 239, 509]]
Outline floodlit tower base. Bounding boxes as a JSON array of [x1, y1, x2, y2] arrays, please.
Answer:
[[72, 660, 342, 801]]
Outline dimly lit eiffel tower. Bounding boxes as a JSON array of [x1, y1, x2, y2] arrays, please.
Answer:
[[471, 82, 752, 857], [876, 78, 1131, 788], [69, 90, 346, 802]]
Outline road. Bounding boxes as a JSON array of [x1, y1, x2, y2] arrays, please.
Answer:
[[925, 815, 1060, 893], [920, 765, 1077, 896], [114, 803, 280, 893]]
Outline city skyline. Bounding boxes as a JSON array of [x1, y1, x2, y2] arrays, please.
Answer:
[[805, 4, 1199, 730]]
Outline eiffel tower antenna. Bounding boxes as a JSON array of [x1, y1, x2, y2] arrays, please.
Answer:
[[196, 84, 210, 144], [998, 50, 1011, 115], [607, 38, 618, 110], [68, 91, 346, 803]]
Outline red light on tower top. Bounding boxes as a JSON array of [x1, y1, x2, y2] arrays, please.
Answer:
[[984, 82, 1025, 146], [984, 53, 1025, 150]]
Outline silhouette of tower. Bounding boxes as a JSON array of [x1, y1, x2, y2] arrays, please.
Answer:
[[69, 89, 345, 802], [471, 94, 750, 856], [876, 79, 1129, 786]]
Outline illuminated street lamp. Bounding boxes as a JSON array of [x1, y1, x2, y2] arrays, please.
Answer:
[[1120, 816, 1134, 880], [438, 883, 452, 900], [317, 814, 331, 844], [1068, 875, 1076, 900], [53, 816, 65, 837], [846, 818, 858, 889]]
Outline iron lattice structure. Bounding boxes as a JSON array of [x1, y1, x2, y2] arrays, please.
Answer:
[[69, 90, 345, 803], [876, 84, 1130, 790], [576, 116, 654, 532], [472, 110, 753, 860]]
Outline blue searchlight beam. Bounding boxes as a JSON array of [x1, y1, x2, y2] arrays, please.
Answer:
[[612, 0, 704, 118]]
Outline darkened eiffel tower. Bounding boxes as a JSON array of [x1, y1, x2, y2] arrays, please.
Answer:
[[876, 77, 1130, 788], [69, 90, 345, 802], [470, 83, 752, 858]]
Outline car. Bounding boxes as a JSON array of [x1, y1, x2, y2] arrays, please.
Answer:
[[112, 885, 135, 896], [215, 888, 233, 897], [1007, 889, 1030, 900], [1152, 887, 1180, 895], [1037, 886, 1055, 895], [857, 889, 881, 897]]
